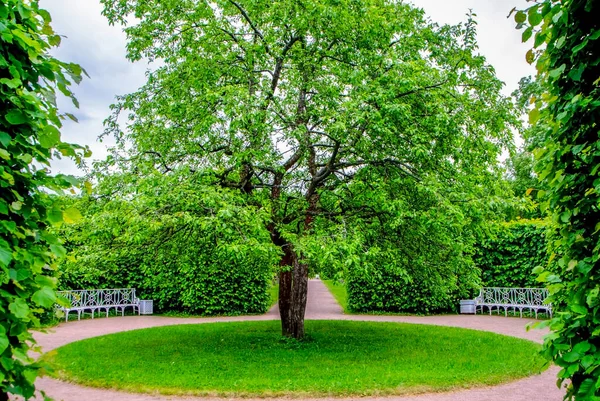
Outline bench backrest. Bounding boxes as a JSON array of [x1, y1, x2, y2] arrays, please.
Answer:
[[476, 287, 550, 306], [57, 288, 137, 308]]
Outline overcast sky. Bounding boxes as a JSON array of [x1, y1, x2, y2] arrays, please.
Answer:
[[40, 0, 533, 176]]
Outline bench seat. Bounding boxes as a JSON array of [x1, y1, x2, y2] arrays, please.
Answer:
[[474, 287, 552, 318], [56, 288, 140, 322]]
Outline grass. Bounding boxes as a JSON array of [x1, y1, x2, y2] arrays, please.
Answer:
[[44, 320, 545, 397], [322, 279, 348, 312]]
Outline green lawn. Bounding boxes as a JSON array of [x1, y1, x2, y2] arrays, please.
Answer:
[[45, 320, 545, 397], [323, 279, 348, 312]]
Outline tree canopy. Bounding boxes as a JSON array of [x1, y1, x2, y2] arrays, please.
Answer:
[[99, 0, 518, 338]]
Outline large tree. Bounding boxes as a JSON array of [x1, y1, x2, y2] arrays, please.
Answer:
[[100, 0, 516, 338]]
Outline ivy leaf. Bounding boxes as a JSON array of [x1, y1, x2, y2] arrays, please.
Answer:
[[0, 132, 10, 147], [8, 298, 29, 319], [528, 11, 543, 26], [31, 287, 56, 308], [0, 334, 7, 354], [49, 244, 66, 258], [5, 110, 27, 125], [0, 239, 13, 267]]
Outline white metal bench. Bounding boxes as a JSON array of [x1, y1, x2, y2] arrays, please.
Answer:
[[475, 287, 552, 318], [56, 288, 140, 322]]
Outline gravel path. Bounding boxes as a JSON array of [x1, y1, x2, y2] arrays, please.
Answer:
[[28, 280, 565, 401]]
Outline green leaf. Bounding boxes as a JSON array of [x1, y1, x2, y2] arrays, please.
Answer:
[[522, 27, 533, 43], [47, 208, 63, 225], [5, 110, 27, 125], [8, 298, 29, 319], [514, 11, 526, 24], [528, 11, 543, 27], [32, 287, 56, 308], [0, 132, 10, 147], [571, 304, 588, 315], [0, 334, 8, 354], [534, 33, 547, 48], [563, 351, 581, 363], [526, 49, 535, 64], [0, 239, 12, 267], [49, 244, 66, 258], [573, 342, 592, 354], [63, 207, 82, 224], [39, 125, 61, 148], [549, 64, 566, 78], [529, 108, 540, 124]]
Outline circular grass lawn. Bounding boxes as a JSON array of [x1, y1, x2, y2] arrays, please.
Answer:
[[45, 320, 545, 397]]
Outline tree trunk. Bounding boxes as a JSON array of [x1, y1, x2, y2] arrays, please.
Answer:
[[277, 242, 308, 339], [272, 194, 318, 340]]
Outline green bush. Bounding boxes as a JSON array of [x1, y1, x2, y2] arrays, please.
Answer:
[[57, 175, 279, 315], [346, 262, 475, 314], [474, 220, 548, 288]]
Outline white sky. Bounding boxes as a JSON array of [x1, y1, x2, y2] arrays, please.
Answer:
[[41, 0, 533, 176]]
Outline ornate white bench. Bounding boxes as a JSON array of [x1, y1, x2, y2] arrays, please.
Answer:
[[56, 288, 140, 322], [474, 287, 552, 318]]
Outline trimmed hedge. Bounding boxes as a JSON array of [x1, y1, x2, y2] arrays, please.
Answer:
[[474, 219, 548, 288], [57, 180, 279, 316], [347, 272, 456, 314]]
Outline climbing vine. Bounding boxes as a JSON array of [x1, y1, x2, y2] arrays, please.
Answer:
[[0, 1, 86, 399], [514, 0, 600, 398]]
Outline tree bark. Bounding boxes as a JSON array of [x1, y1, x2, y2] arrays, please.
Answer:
[[276, 241, 308, 338], [273, 194, 319, 339]]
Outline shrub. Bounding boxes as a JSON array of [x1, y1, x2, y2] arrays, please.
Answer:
[[57, 176, 279, 315]]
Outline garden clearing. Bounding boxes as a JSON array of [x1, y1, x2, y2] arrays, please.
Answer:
[[45, 320, 545, 397]]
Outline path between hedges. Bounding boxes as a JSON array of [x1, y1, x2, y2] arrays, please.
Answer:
[[28, 280, 565, 401]]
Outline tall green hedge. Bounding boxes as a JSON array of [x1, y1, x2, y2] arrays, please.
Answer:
[[57, 175, 279, 315], [474, 220, 548, 288]]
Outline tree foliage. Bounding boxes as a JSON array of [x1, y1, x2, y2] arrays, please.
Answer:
[[0, 1, 86, 399], [100, 0, 517, 338], [514, 0, 600, 398]]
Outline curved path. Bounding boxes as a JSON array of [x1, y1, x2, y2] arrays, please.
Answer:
[[29, 280, 565, 401]]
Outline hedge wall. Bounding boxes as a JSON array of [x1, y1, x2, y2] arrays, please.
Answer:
[[474, 219, 548, 288], [346, 266, 472, 314], [57, 180, 279, 316]]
